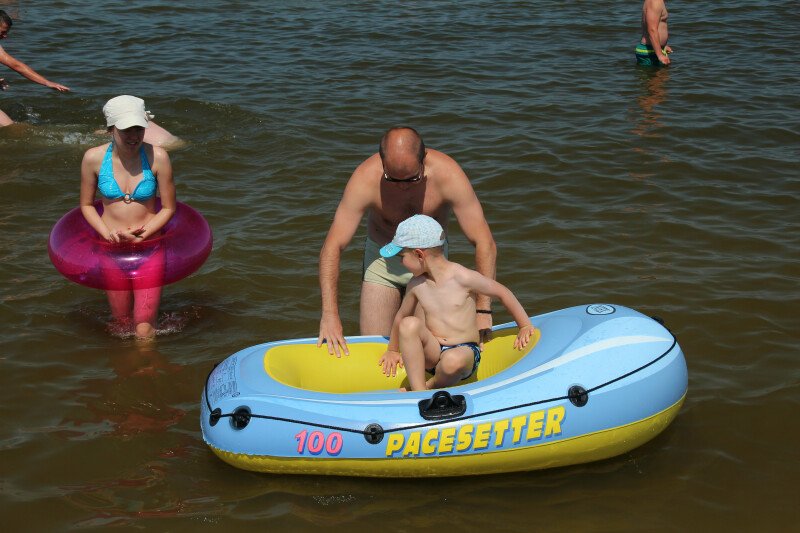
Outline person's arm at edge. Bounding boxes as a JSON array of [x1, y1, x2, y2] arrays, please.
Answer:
[[317, 162, 373, 356], [0, 46, 70, 91]]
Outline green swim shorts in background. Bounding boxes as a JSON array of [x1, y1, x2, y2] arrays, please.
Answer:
[[363, 237, 413, 289], [362, 236, 449, 289], [635, 42, 666, 66]]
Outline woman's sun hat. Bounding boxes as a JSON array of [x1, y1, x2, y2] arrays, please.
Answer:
[[103, 95, 152, 129]]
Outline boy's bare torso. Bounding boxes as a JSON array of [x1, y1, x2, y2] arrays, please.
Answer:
[[408, 262, 480, 346]]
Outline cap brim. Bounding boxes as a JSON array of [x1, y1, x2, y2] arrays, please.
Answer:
[[379, 242, 403, 258], [113, 116, 149, 130]]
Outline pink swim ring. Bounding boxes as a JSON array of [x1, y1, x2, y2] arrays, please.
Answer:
[[49, 200, 212, 291]]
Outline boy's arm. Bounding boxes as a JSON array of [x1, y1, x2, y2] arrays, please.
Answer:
[[379, 288, 418, 376], [464, 272, 536, 349], [459, 269, 532, 329]]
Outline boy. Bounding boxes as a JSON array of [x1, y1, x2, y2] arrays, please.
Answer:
[[378, 215, 535, 391]]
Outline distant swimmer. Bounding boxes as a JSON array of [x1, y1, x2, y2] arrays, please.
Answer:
[[0, 9, 70, 126], [636, 0, 672, 66]]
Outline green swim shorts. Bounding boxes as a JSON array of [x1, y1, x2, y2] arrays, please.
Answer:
[[362, 236, 448, 289], [635, 42, 666, 66]]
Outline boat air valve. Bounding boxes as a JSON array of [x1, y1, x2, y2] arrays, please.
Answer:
[[363, 423, 384, 445], [418, 390, 467, 420], [209, 408, 222, 426], [568, 385, 589, 407], [231, 406, 252, 430]]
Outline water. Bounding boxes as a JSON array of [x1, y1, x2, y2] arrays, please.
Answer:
[[1, 1, 798, 530]]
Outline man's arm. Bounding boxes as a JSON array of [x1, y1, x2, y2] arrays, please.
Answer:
[[0, 45, 70, 91], [437, 152, 497, 340], [317, 163, 374, 356], [643, 0, 670, 65]]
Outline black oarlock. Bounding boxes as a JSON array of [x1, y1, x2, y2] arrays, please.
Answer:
[[231, 406, 251, 430], [364, 423, 385, 444], [568, 385, 589, 407]]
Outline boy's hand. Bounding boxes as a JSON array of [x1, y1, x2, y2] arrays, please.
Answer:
[[379, 350, 403, 377], [513, 325, 536, 350]]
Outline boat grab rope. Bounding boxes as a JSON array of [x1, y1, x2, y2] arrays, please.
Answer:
[[204, 328, 678, 441]]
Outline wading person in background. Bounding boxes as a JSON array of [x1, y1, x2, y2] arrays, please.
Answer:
[[635, 0, 672, 66], [318, 126, 496, 357]]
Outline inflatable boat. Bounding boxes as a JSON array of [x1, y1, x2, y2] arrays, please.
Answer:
[[200, 304, 687, 477]]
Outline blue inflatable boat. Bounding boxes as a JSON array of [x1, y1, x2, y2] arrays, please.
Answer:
[[201, 304, 687, 477]]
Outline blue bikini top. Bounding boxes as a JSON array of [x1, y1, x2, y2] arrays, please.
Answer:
[[97, 143, 157, 203]]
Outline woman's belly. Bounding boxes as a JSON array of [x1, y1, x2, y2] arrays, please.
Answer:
[[100, 200, 156, 232]]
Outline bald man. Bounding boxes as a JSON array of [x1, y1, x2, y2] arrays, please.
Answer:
[[318, 126, 497, 357]]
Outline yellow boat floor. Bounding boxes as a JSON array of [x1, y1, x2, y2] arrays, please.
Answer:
[[264, 329, 540, 393]]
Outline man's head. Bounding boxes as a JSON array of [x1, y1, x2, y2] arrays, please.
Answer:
[[379, 126, 426, 182], [0, 10, 12, 40], [380, 214, 445, 258], [103, 95, 150, 130]]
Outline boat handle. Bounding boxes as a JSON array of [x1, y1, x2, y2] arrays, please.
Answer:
[[418, 391, 467, 420]]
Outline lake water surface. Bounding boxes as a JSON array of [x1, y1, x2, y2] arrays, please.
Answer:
[[1, 1, 798, 530]]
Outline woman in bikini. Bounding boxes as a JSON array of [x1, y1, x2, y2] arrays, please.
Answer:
[[79, 95, 176, 339]]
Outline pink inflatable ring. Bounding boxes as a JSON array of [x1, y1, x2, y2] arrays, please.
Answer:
[[49, 200, 212, 291]]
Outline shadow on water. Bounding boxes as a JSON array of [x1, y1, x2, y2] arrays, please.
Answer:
[[57, 343, 186, 440], [631, 65, 670, 142], [49, 341, 196, 528]]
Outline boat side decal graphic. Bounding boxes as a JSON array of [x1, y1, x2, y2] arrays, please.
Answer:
[[385, 405, 566, 458], [295, 430, 344, 456], [206, 356, 239, 403]]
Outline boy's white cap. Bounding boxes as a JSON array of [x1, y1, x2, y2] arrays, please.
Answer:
[[380, 215, 446, 257], [103, 95, 151, 129]]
